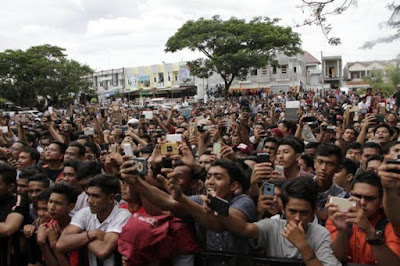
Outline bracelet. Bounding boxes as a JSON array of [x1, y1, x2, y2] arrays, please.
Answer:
[[86, 231, 92, 242], [304, 252, 316, 262]]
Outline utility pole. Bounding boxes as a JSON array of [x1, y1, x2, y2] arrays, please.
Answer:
[[321, 51, 325, 98]]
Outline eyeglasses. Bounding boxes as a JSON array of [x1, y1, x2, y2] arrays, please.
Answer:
[[350, 193, 380, 202]]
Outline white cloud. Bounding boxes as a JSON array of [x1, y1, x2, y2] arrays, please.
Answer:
[[0, 0, 398, 71]]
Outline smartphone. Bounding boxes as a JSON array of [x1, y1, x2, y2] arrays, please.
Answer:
[[386, 160, 400, 174], [160, 142, 179, 155], [166, 134, 182, 142], [303, 117, 316, 123], [123, 143, 133, 156], [375, 115, 384, 123], [275, 165, 284, 177], [110, 143, 118, 153], [213, 143, 221, 158], [142, 111, 153, 120], [84, 127, 95, 136], [7, 153, 13, 160], [132, 157, 147, 175], [329, 197, 356, 212], [207, 194, 229, 216], [256, 153, 270, 163], [263, 183, 275, 196], [0, 126, 8, 133]]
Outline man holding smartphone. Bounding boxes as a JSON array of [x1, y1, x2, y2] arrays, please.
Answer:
[[326, 171, 400, 265]]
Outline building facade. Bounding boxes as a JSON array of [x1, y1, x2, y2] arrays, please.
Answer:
[[322, 56, 343, 89]]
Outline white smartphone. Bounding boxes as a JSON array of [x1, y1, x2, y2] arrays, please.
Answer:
[[142, 111, 153, 120], [0, 126, 8, 133], [122, 143, 133, 156], [166, 134, 182, 142], [329, 197, 356, 212], [213, 143, 221, 158], [275, 165, 284, 177], [84, 127, 95, 136]]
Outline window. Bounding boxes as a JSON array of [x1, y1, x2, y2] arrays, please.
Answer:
[[281, 65, 287, 74], [272, 67, 277, 75], [154, 77, 157, 82], [293, 67, 297, 73], [168, 72, 171, 81], [250, 69, 258, 76], [262, 68, 268, 75]]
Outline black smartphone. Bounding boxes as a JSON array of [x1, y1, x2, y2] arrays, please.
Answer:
[[256, 153, 270, 163], [207, 194, 229, 216], [303, 117, 316, 123], [386, 160, 400, 174]]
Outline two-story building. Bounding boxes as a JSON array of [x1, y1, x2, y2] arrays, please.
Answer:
[[322, 56, 343, 89]]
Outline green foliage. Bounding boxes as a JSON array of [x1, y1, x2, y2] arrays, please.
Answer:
[[0, 44, 93, 107], [165, 16, 302, 96]]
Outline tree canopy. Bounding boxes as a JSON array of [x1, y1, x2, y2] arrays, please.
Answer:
[[0, 44, 93, 107], [165, 15, 302, 96], [298, 0, 400, 48]]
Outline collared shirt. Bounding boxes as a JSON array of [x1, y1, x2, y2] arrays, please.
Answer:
[[70, 204, 132, 266], [326, 214, 400, 264]]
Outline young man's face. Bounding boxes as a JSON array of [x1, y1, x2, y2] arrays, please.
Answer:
[[37, 200, 51, 224], [374, 127, 391, 144], [48, 192, 73, 220], [17, 152, 35, 170], [64, 146, 81, 161], [333, 168, 352, 190], [283, 197, 315, 231], [28, 181, 47, 203], [345, 148, 361, 165], [388, 143, 400, 160], [86, 186, 114, 215], [45, 143, 63, 162], [314, 155, 341, 187], [262, 141, 277, 157], [366, 160, 382, 172], [361, 148, 380, 170], [62, 166, 78, 187], [174, 165, 195, 195], [275, 145, 298, 169], [199, 154, 212, 172], [350, 183, 382, 219], [205, 166, 236, 200], [17, 178, 29, 196], [343, 129, 356, 142]]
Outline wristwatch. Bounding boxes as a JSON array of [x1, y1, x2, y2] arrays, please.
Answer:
[[366, 230, 385, 246]]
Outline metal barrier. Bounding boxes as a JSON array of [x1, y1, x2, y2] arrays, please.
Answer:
[[194, 251, 374, 266]]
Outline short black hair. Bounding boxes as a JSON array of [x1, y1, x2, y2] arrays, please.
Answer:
[[68, 142, 86, 157], [300, 153, 314, 171], [361, 142, 383, 155], [366, 155, 384, 167], [87, 174, 120, 195], [50, 141, 67, 154], [264, 137, 278, 145], [19, 165, 42, 180], [342, 158, 357, 176], [64, 159, 81, 171], [0, 163, 17, 185], [281, 177, 319, 209], [210, 159, 248, 190], [305, 142, 320, 150], [316, 143, 342, 165], [351, 171, 383, 197], [50, 183, 79, 204], [374, 124, 393, 136], [278, 137, 304, 154], [346, 142, 361, 151], [75, 161, 101, 181], [37, 188, 52, 202], [268, 178, 287, 189], [20, 147, 40, 164], [28, 174, 51, 188], [84, 142, 100, 159]]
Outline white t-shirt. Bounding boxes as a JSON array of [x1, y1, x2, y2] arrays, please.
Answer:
[[70, 205, 132, 266], [69, 191, 88, 217], [250, 217, 341, 266]]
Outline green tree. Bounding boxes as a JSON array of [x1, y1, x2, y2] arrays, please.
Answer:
[[165, 16, 302, 97], [363, 57, 400, 96], [0, 44, 93, 107]]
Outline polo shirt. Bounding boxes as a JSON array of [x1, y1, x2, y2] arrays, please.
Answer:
[[70, 204, 132, 266], [326, 214, 400, 264]]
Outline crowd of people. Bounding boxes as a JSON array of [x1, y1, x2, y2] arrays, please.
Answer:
[[0, 85, 400, 266]]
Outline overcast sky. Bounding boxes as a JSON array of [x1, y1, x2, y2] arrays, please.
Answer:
[[1, 0, 399, 71]]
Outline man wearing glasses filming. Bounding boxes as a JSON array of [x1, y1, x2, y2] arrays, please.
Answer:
[[326, 171, 400, 265]]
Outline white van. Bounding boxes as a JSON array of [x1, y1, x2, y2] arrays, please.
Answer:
[[19, 110, 40, 118]]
